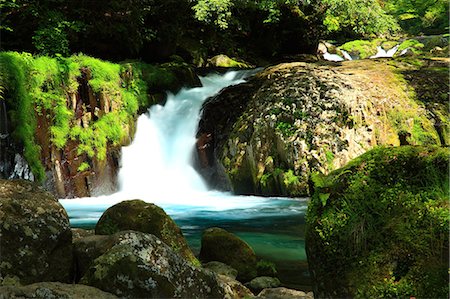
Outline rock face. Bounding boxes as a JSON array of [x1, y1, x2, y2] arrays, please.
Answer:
[[0, 282, 117, 299], [306, 146, 449, 298], [80, 230, 224, 298], [196, 59, 447, 196], [199, 227, 257, 282], [0, 179, 73, 284], [95, 199, 198, 265]]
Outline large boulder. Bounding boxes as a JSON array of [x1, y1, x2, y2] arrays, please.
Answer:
[[306, 146, 449, 298], [0, 282, 117, 299], [0, 179, 73, 285], [73, 234, 120, 281], [95, 199, 198, 265], [80, 230, 224, 298], [196, 59, 447, 196], [199, 227, 257, 282]]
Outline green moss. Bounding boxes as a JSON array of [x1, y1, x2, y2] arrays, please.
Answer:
[[0, 52, 45, 181], [0, 53, 172, 178], [275, 121, 295, 137], [339, 40, 378, 59], [307, 146, 449, 298], [398, 39, 424, 54]]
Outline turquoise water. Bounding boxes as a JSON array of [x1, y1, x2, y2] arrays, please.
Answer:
[[63, 196, 311, 289]]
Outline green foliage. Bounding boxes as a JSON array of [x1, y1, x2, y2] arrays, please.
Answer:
[[77, 162, 90, 172], [307, 146, 449, 298], [0, 52, 45, 181], [193, 0, 233, 29], [0, 52, 162, 179], [322, 0, 400, 37], [383, 0, 449, 35]]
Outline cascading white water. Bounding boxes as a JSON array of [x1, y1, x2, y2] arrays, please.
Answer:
[[117, 70, 255, 202], [61, 69, 289, 219]]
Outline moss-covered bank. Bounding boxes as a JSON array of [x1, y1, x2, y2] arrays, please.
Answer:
[[0, 52, 198, 197], [306, 146, 449, 298]]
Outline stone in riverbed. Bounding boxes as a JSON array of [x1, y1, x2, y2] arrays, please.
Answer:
[[245, 276, 281, 294], [80, 230, 224, 298], [95, 199, 198, 265], [257, 287, 314, 299], [199, 227, 257, 282], [0, 282, 117, 299], [0, 179, 73, 285]]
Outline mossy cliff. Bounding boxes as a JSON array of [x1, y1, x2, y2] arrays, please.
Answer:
[[306, 146, 449, 298], [196, 58, 448, 196], [0, 52, 199, 197]]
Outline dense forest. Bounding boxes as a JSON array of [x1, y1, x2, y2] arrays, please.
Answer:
[[2, 0, 448, 62]]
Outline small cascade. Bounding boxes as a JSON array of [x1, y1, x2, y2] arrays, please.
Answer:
[[370, 45, 399, 58]]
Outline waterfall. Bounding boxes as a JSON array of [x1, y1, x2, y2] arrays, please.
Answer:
[[60, 69, 307, 234]]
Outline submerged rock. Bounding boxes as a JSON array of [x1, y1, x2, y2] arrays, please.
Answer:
[[199, 227, 257, 282], [197, 59, 446, 196], [80, 230, 224, 298], [0, 179, 73, 285], [95, 199, 198, 265], [306, 146, 449, 298], [0, 282, 117, 299]]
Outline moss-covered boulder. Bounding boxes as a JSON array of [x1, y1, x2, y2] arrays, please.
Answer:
[[196, 58, 448, 197], [0, 179, 73, 285], [199, 227, 257, 282], [206, 54, 253, 69], [95, 199, 198, 265], [306, 146, 449, 298], [80, 231, 224, 298], [0, 282, 117, 299], [257, 287, 314, 298]]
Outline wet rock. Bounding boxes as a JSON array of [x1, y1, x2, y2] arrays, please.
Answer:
[[80, 230, 224, 298], [0, 282, 117, 299], [217, 274, 255, 299], [0, 179, 73, 284], [95, 199, 198, 265], [204, 261, 238, 279], [245, 276, 281, 294], [199, 227, 257, 282], [257, 287, 314, 299]]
